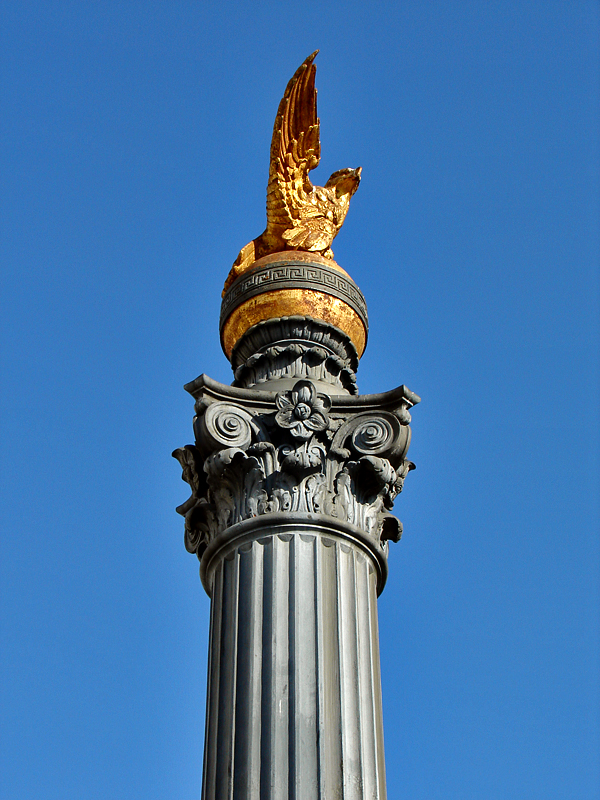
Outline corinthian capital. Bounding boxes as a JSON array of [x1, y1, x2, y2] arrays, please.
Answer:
[[174, 375, 419, 560]]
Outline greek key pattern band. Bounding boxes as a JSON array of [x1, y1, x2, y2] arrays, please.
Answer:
[[220, 260, 369, 332]]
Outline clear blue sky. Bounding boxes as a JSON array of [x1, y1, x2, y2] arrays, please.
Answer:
[[1, 2, 599, 798]]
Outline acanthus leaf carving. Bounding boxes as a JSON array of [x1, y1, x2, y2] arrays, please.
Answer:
[[172, 445, 216, 557], [175, 378, 418, 557], [279, 439, 326, 476], [204, 448, 267, 532]]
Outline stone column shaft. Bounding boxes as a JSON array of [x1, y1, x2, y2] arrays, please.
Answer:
[[174, 318, 419, 800], [200, 516, 386, 800]]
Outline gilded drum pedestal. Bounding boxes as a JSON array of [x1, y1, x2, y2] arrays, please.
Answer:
[[219, 252, 369, 361]]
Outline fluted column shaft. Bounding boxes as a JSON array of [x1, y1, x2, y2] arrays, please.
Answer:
[[200, 515, 387, 800], [174, 373, 419, 799]]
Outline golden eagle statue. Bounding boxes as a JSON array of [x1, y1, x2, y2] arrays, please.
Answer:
[[223, 51, 362, 293]]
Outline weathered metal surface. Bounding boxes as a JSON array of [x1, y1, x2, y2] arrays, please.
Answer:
[[221, 288, 367, 361], [229, 250, 353, 280], [220, 255, 369, 362]]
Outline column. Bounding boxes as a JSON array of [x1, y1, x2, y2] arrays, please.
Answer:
[[174, 366, 419, 799]]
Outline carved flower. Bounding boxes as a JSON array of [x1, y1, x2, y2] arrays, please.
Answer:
[[275, 380, 331, 440]]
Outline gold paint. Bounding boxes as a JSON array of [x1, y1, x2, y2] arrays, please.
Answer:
[[222, 289, 367, 359], [223, 52, 361, 293]]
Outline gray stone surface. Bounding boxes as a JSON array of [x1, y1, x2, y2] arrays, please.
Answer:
[[200, 515, 386, 800], [231, 316, 360, 396], [174, 376, 419, 565], [174, 335, 420, 799]]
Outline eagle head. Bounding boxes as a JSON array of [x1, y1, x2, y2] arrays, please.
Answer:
[[325, 167, 362, 199]]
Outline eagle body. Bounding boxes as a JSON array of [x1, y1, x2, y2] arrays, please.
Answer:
[[224, 52, 361, 293]]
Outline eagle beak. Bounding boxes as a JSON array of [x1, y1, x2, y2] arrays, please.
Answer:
[[354, 167, 362, 178]]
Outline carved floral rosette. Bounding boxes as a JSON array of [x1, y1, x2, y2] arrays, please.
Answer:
[[174, 375, 419, 563]]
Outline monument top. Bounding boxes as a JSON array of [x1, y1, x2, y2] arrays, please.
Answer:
[[219, 53, 367, 364]]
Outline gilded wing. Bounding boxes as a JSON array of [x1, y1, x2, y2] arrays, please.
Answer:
[[265, 51, 321, 236], [225, 54, 363, 293]]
